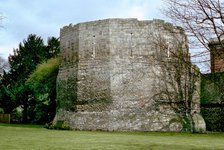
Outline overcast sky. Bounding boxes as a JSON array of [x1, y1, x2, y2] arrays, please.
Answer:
[[0, 0, 164, 59]]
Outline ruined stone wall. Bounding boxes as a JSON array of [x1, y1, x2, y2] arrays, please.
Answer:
[[55, 18, 199, 131]]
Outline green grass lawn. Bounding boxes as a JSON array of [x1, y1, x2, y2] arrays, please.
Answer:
[[0, 123, 224, 150]]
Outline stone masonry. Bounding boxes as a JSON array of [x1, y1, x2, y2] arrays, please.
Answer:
[[54, 18, 202, 131]]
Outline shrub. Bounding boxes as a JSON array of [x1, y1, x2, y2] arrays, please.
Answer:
[[0, 108, 4, 113], [201, 107, 224, 132], [44, 121, 71, 130]]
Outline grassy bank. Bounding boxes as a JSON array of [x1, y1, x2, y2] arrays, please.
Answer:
[[0, 124, 223, 150]]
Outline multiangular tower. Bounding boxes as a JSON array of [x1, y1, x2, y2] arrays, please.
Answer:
[[55, 18, 202, 131]]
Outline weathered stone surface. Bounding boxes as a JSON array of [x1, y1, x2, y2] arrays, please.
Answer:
[[55, 18, 201, 131], [192, 113, 206, 133]]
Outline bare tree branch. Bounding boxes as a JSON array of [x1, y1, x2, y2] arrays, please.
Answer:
[[163, 0, 224, 73]]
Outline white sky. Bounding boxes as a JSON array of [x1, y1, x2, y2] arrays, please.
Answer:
[[0, 0, 164, 59]]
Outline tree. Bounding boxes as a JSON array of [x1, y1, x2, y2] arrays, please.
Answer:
[[163, 0, 224, 72], [0, 56, 16, 113], [26, 58, 59, 123], [2, 34, 59, 122], [46, 37, 60, 58], [6, 34, 46, 122], [0, 57, 12, 113]]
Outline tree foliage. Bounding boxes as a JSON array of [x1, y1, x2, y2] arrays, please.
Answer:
[[26, 58, 59, 123], [6, 34, 47, 122], [0, 34, 60, 123]]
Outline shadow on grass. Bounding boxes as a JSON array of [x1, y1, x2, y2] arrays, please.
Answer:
[[0, 123, 43, 128]]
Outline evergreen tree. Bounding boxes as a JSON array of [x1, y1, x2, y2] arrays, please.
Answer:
[[1, 34, 60, 122]]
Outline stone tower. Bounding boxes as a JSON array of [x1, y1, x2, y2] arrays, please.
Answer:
[[54, 18, 201, 131]]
